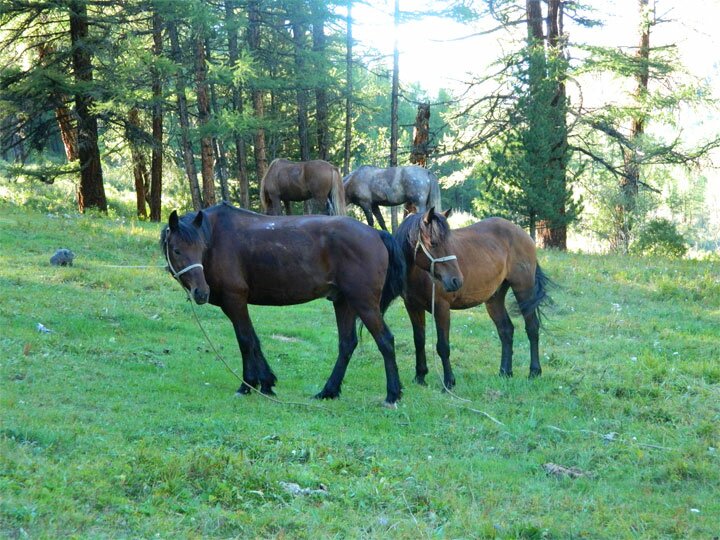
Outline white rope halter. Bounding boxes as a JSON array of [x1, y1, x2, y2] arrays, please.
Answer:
[[414, 237, 457, 279], [164, 232, 204, 283]]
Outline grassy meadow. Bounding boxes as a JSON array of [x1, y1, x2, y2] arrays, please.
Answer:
[[1, 201, 719, 538]]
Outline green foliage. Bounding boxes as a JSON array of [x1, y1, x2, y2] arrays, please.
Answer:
[[2, 202, 720, 538], [632, 218, 688, 258]]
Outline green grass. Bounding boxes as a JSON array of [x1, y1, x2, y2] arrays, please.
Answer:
[[1, 201, 718, 539]]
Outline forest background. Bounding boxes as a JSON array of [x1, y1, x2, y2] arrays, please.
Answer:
[[1, 0, 719, 256]]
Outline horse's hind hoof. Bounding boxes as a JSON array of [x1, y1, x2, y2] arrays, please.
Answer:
[[382, 401, 398, 410], [499, 370, 513, 378], [529, 368, 542, 378], [260, 387, 276, 396], [413, 375, 427, 386]]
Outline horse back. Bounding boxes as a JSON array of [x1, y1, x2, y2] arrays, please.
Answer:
[[208, 211, 387, 305]]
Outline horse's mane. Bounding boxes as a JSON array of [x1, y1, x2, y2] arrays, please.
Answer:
[[394, 211, 451, 263]]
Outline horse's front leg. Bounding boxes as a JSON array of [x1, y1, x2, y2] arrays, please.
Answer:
[[433, 301, 456, 390], [371, 203, 388, 231], [220, 299, 277, 395], [316, 298, 358, 400], [359, 203, 375, 228], [283, 200, 292, 215], [405, 301, 428, 385]]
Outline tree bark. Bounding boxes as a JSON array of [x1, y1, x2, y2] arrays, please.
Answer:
[[312, 2, 328, 161], [149, 8, 163, 222], [169, 20, 202, 210], [292, 20, 311, 162], [615, 0, 650, 253], [224, 0, 250, 207], [389, 0, 400, 231], [69, 0, 107, 213], [127, 107, 149, 219], [342, 2, 353, 175], [194, 32, 216, 207], [529, 0, 569, 250], [37, 37, 78, 162], [410, 103, 430, 168], [205, 37, 230, 202], [248, 0, 268, 185]]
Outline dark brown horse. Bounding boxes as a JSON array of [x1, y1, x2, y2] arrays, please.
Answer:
[[260, 158, 346, 216], [395, 209, 550, 389], [343, 165, 442, 231], [161, 202, 405, 405]]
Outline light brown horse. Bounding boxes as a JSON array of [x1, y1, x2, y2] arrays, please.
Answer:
[[260, 158, 346, 216], [395, 209, 551, 389]]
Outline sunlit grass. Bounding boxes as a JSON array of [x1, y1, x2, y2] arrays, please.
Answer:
[[1, 201, 718, 538]]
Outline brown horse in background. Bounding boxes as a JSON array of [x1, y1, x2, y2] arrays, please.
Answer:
[[260, 158, 346, 216], [395, 209, 550, 390], [161, 202, 405, 405]]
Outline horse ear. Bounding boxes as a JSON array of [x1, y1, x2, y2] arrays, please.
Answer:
[[442, 208, 453, 219], [422, 207, 436, 225], [192, 210, 204, 228], [169, 210, 179, 231]]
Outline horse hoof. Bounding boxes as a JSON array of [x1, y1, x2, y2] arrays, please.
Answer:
[[442, 380, 456, 391], [413, 375, 427, 386], [314, 389, 339, 400], [236, 384, 254, 395], [529, 369, 542, 378], [260, 387, 276, 396], [382, 401, 398, 409], [499, 370, 513, 378]]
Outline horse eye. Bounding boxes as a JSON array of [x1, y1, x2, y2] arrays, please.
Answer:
[[173, 249, 181, 255]]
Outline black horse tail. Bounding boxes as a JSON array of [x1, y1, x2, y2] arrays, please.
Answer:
[[378, 230, 406, 314], [518, 263, 553, 324]]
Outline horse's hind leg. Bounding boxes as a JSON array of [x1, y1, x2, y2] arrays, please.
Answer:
[[357, 305, 401, 405], [371, 204, 388, 231], [316, 298, 359, 400], [485, 282, 514, 377], [514, 286, 542, 378]]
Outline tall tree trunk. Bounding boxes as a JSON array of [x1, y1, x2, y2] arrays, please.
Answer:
[[312, 2, 328, 161], [69, 0, 106, 213], [342, 2, 353, 175], [292, 20, 311, 162], [205, 37, 230, 202], [127, 107, 149, 219], [37, 34, 78, 162], [615, 0, 650, 253], [194, 32, 216, 207], [248, 0, 268, 186], [389, 0, 400, 231], [169, 20, 202, 210], [410, 103, 430, 168], [149, 8, 163, 222], [224, 0, 250, 207], [536, 0, 568, 250]]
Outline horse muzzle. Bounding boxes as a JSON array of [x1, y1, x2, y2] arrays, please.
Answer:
[[192, 287, 210, 305], [441, 275, 463, 293]]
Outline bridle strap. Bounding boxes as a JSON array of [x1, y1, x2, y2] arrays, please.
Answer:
[[415, 238, 457, 278], [164, 232, 204, 282]]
